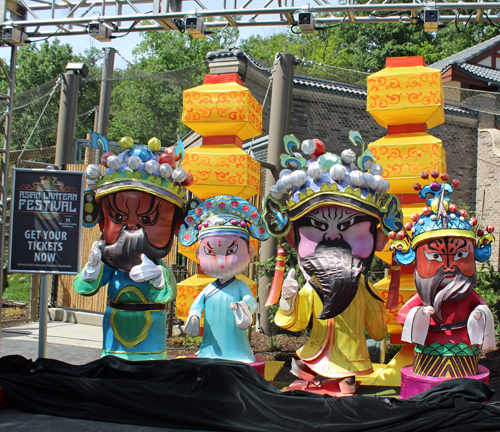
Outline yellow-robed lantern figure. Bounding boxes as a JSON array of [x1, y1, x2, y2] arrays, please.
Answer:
[[364, 56, 447, 384], [176, 73, 263, 327]]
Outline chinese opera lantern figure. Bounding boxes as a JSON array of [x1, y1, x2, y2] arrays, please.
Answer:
[[391, 171, 495, 396], [178, 195, 270, 363], [263, 133, 404, 395], [73, 137, 191, 360]]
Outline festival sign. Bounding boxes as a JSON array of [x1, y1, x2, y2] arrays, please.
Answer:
[[9, 168, 84, 275]]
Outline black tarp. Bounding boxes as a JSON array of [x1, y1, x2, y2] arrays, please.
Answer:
[[0, 355, 499, 431]]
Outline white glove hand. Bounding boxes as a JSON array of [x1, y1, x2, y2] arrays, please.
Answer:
[[129, 254, 165, 289], [282, 268, 299, 299], [88, 241, 101, 267], [423, 306, 435, 316], [472, 309, 482, 320], [230, 301, 252, 330], [81, 241, 101, 281], [185, 315, 201, 337]]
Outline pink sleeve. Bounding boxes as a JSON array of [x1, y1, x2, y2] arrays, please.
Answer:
[[397, 294, 423, 325]]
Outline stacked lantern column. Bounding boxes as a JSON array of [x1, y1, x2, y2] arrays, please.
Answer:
[[176, 73, 263, 328], [366, 57, 446, 351]]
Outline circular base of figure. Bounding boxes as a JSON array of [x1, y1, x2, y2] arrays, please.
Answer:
[[187, 355, 266, 378], [400, 364, 489, 399]]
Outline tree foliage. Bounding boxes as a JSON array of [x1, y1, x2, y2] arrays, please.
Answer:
[[242, 17, 500, 73]]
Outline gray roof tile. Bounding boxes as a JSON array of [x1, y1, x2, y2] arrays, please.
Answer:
[[458, 63, 500, 83], [430, 34, 500, 70]]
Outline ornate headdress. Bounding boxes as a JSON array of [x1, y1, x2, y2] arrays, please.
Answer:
[[390, 170, 494, 265], [263, 132, 404, 238], [179, 195, 270, 246], [82, 137, 189, 227]]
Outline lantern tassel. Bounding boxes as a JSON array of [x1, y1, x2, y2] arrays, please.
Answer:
[[386, 253, 401, 310], [265, 246, 286, 307]]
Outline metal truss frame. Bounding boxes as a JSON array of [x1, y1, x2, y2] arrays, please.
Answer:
[[1, 0, 500, 38]]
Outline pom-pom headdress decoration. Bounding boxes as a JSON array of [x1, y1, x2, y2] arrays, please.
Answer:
[[179, 195, 270, 247], [389, 170, 495, 265], [263, 132, 404, 238], [82, 136, 189, 227]]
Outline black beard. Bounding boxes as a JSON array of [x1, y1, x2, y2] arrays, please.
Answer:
[[299, 247, 369, 320], [99, 227, 169, 273], [415, 266, 477, 323]]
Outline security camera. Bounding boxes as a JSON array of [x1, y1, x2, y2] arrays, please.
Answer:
[[298, 12, 316, 33], [88, 22, 112, 42], [1, 26, 27, 46], [185, 17, 205, 38], [424, 9, 439, 31]]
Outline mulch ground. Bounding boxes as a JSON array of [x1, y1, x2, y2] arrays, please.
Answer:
[[168, 328, 500, 381], [3, 300, 499, 382]]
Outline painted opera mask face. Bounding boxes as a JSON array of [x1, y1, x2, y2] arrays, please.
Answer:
[[414, 236, 477, 321], [98, 190, 180, 272], [197, 235, 255, 281], [290, 204, 387, 319]]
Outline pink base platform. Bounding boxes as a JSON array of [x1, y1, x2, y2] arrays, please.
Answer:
[[400, 365, 490, 399], [285, 379, 360, 397], [188, 355, 266, 378]]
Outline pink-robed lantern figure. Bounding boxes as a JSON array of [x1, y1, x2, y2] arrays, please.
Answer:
[[178, 195, 269, 363], [390, 172, 496, 398]]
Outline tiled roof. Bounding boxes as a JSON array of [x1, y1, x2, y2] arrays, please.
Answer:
[[294, 76, 367, 97], [430, 34, 500, 70], [457, 63, 500, 84]]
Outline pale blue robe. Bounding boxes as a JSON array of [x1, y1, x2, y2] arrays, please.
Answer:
[[190, 277, 257, 363]]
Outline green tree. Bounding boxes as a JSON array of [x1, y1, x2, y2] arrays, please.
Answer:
[[106, 26, 239, 145], [0, 39, 74, 94], [241, 12, 500, 73]]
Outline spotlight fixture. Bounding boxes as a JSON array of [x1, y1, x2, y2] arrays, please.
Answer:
[[424, 9, 439, 31], [297, 12, 316, 33], [185, 17, 205, 38], [1, 26, 27, 46], [88, 22, 112, 42]]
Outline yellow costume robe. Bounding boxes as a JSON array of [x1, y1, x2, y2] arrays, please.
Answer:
[[275, 275, 387, 378]]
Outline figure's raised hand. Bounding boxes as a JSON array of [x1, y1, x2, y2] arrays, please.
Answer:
[[185, 314, 201, 337], [230, 301, 252, 330], [471, 309, 482, 320], [129, 254, 165, 289], [423, 306, 435, 316], [88, 241, 101, 267], [81, 241, 102, 281], [282, 268, 299, 299]]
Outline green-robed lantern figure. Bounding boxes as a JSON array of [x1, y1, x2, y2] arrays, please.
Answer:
[[73, 138, 189, 360]]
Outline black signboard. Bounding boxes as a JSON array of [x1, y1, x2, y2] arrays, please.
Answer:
[[9, 168, 85, 275]]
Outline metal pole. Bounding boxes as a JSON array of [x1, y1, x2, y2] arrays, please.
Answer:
[[97, 48, 115, 135], [86, 48, 115, 165], [84, 106, 99, 165], [258, 53, 295, 334], [55, 70, 81, 166], [38, 274, 49, 358], [0, 46, 17, 355]]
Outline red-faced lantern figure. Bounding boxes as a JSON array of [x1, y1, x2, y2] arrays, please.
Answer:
[[74, 138, 188, 360], [391, 172, 496, 397]]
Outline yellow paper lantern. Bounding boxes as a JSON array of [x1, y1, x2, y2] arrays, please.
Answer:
[[176, 273, 257, 325], [368, 133, 446, 195], [367, 57, 445, 130], [183, 144, 261, 200], [182, 82, 262, 141]]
